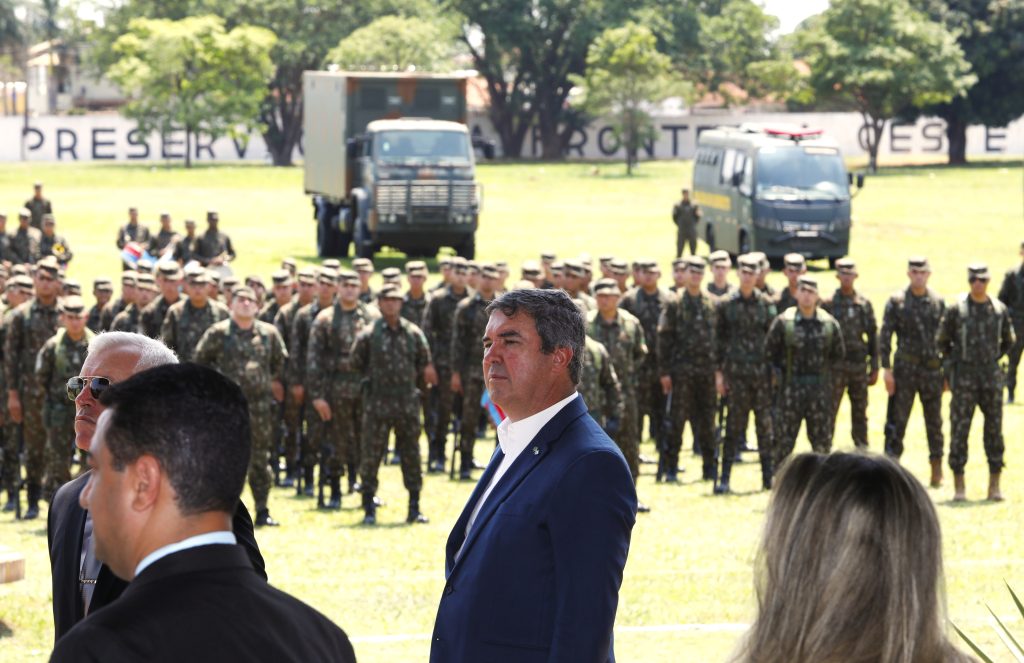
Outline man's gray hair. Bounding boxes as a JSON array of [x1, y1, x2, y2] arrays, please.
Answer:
[[87, 332, 178, 371], [485, 288, 584, 385]]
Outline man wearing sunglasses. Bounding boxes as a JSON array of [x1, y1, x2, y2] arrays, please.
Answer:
[[938, 263, 1016, 502], [48, 331, 266, 641], [5, 256, 62, 519]]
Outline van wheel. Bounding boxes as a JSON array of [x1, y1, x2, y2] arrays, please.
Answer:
[[738, 231, 751, 255]]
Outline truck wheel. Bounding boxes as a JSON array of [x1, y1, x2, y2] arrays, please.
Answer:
[[456, 235, 475, 260], [316, 207, 349, 258]]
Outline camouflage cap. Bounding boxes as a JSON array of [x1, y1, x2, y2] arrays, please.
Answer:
[[221, 275, 239, 289], [610, 259, 629, 275], [512, 279, 536, 291], [322, 259, 341, 272], [42, 213, 56, 225], [93, 277, 114, 292], [245, 275, 265, 289], [563, 259, 585, 277], [599, 255, 614, 265], [232, 286, 257, 301], [685, 256, 707, 272], [708, 250, 731, 266], [540, 251, 557, 262], [185, 268, 209, 285], [281, 257, 297, 270], [158, 262, 184, 280], [59, 295, 86, 315], [750, 252, 769, 269], [121, 270, 139, 286], [318, 268, 339, 283], [637, 258, 658, 271], [405, 260, 428, 275], [593, 278, 620, 295], [297, 267, 317, 284], [671, 257, 687, 269], [34, 181, 42, 188], [339, 269, 360, 284], [520, 260, 542, 277], [184, 218, 197, 227], [18, 208, 29, 218], [206, 209, 219, 220], [968, 263, 990, 280], [437, 256, 452, 268], [13, 274, 33, 289], [451, 256, 468, 272], [481, 263, 500, 279], [550, 261, 564, 275], [352, 258, 374, 273], [737, 255, 760, 273], [381, 267, 402, 281], [835, 257, 857, 275], [10, 264, 27, 276], [908, 256, 931, 272], [271, 269, 292, 285], [378, 284, 403, 300], [36, 255, 60, 275], [466, 261, 481, 274], [5, 279, 19, 292], [63, 280, 82, 296], [797, 276, 819, 292], [784, 253, 806, 269], [136, 273, 158, 291], [135, 259, 154, 274], [494, 260, 509, 271]]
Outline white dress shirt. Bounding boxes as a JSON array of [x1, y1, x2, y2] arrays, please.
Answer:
[[134, 531, 237, 578], [463, 391, 579, 541]]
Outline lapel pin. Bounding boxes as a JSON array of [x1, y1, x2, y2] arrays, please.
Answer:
[[531, 446, 540, 455]]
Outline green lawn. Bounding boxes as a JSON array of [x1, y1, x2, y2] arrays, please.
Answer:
[[0, 157, 1022, 662]]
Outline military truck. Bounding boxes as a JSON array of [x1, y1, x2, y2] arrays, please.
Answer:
[[693, 124, 864, 266], [303, 71, 481, 259]]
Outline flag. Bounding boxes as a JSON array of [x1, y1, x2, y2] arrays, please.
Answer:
[[480, 389, 505, 427], [121, 242, 155, 268]]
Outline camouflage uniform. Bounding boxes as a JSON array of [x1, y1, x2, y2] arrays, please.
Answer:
[[657, 289, 718, 478], [587, 309, 647, 482], [350, 317, 431, 504], [116, 222, 151, 250], [401, 292, 431, 327], [774, 287, 798, 313], [672, 198, 700, 257], [24, 197, 51, 229], [765, 306, 844, 465], [273, 296, 308, 481], [85, 303, 105, 334], [259, 299, 284, 326], [288, 300, 328, 479], [579, 337, 623, 429], [878, 287, 946, 459], [0, 306, 19, 502], [937, 296, 1015, 474], [171, 234, 199, 264], [822, 289, 878, 449], [4, 298, 60, 502], [36, 328, 93, 499], [150, 229, 180, 256], [705, 282, 736, 303], [99, 297, 128, 333], [716, 289, 777, 485], [139, 295, 178, 339], [422, 286, 469, 469], [620, 286, 674, 441], [160, 299, 229, 362], [997, 263, 1024, 400], [307, 302, 380, 491], [195, 319, 286, 512], [11, 226, 42, 265], [40, 233, 73, 266], [110, 304, 142, 333], [452, 291, 493, 473], [193, 230, 235, 266]]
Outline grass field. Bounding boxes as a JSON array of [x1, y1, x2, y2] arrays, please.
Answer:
[[0, 157, 1023, 662]]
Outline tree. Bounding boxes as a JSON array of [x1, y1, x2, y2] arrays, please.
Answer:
[[571, 22, 690, 174], [107, 16, 276, 167], [801, 0, 975, 171], [699, 0, 780, 104], [909, 0, 1024, 164], [326, 14, 457, 71]]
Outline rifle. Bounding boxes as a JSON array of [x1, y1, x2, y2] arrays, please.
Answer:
[[14, 426, 24, 520], [883, 394, 899, 457], [274, 398, 287, 487], [656, 391, 673, 482], [716, 395, 728, 462], [449, 397, 463, 480], [295, 402, 307, 497], [317, 420, 332, 509]]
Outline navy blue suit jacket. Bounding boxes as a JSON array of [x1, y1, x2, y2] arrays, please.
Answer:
[[430, 394, 637, 663]]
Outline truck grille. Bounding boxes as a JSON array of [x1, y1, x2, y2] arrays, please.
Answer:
[[376, 180, 476, 217]]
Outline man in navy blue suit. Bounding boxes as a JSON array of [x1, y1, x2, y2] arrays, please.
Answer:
[[430, 288, 638, 663]]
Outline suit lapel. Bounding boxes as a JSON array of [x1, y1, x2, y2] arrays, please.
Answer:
[[447, 396, 587, 577], [445, 446, 503, 575]]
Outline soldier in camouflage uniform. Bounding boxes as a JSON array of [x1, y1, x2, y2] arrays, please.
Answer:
[[171, 218, 199, 265], [563, 260, 596, 311], [86, 279, 113, 334], [353, 258, 376, 304], [753, 252, 776, 299], [194, 210, 236, 267], [99, 271, 138, 332], [260, 270, 293, 325], [879, 256, 947, 486], [578, 333, 623, 432], [422, 257, 470, 473], [774, 253, 805, 313], [705, 250, 736, 303], [149, 212, 180, 257], [195, 286, 287, 527], [430, 257, 453, 294], [937, 263, 1015, 502], [40, 215, 73, 266], [672, 188, 701, 258], [274, 267, 317, 493], [308, 271, 380, 509], [658, 256, 718, 482], [138, 263, 182, 338], [115, 206, 151, 254], [822, 258, 878, 450], [0, 278, 31, 511], [287, 268, 337, 492], [401, 261, 431, 327], [766, 277, 845, 470], [351, 285, 437, 525], [668, 257, 687, 295], [36, 296, 93, 500], [715, 255, 777, 493], [997, 241, 1024, 403], [25, 181, 52, 230], [4, 257, 62, 518], [259, 269, 295, 486], [12, 209, 42, 265], [110, 273, 157, 332], [620, 259, 675, 444], [452, 264, 500, 479], [587, 278, 649, 511], [160, 268, 229, 362]]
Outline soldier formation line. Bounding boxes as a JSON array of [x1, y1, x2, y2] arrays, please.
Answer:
[[0, 182, 1020, 525]]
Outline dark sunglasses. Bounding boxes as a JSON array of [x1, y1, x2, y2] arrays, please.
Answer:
[[67, 376, 112, 401]]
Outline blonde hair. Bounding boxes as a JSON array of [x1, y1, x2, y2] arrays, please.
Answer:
[[732, 453, 975, 663]]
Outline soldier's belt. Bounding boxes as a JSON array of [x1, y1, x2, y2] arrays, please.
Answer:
[[895, 353, 941, 370]]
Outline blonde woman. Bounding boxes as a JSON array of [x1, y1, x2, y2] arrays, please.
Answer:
[[732, 452, 975, 663]]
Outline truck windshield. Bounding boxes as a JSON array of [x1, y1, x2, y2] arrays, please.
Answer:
[[755, 146, 849, 201], [374, 130, 471, 164]]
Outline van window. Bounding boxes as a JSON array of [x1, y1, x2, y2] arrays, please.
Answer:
[[721, 149, 736, 185]]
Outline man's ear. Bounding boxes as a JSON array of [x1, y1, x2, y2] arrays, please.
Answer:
[[551, 346, 573, 372], [128, 455, 162, 512]]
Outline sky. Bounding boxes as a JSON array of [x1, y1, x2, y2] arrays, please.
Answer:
[[762, 0, 831, 35]]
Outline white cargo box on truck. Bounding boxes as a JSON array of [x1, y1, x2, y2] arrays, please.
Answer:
[[303, 71, 349, 200]]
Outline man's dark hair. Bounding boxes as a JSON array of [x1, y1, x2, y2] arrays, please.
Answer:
[[486, 288, 584, 384], [98, 363, 251, 515]]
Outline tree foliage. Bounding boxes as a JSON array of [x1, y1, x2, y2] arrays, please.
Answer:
[[571, 22, 690, 174], [107, 15, 276, 167], [326, 14, 458, 72], [800, 0, 975, 171]]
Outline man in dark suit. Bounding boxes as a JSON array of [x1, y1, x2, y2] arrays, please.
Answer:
[[430, 289, 638, 663], [50, 363, 356, 662], [47, 331, 266, 642]]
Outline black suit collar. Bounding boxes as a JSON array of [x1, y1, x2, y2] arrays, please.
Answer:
[[124, 545, 255, 597]]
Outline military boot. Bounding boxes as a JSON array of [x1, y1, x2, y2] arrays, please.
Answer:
[[760, 455, 773, 491], [929, 457, 943, 488], [406, 491, 428, 524], [23, 484, 40, 520], [3, 489, 17, 512], [303, 466, 315, 497], [702, 459, 717, 482], [348, 463, 360, 494], [362, 494, 377, 525], [953, 474, 967, 502], [255, 508, 280, 527], [1008, 385, 1015, 404], [714, 461, 732, 495], [987, 472, 1004, 502], [327, 477, 342, 510], [281, 461, 296, 488]]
